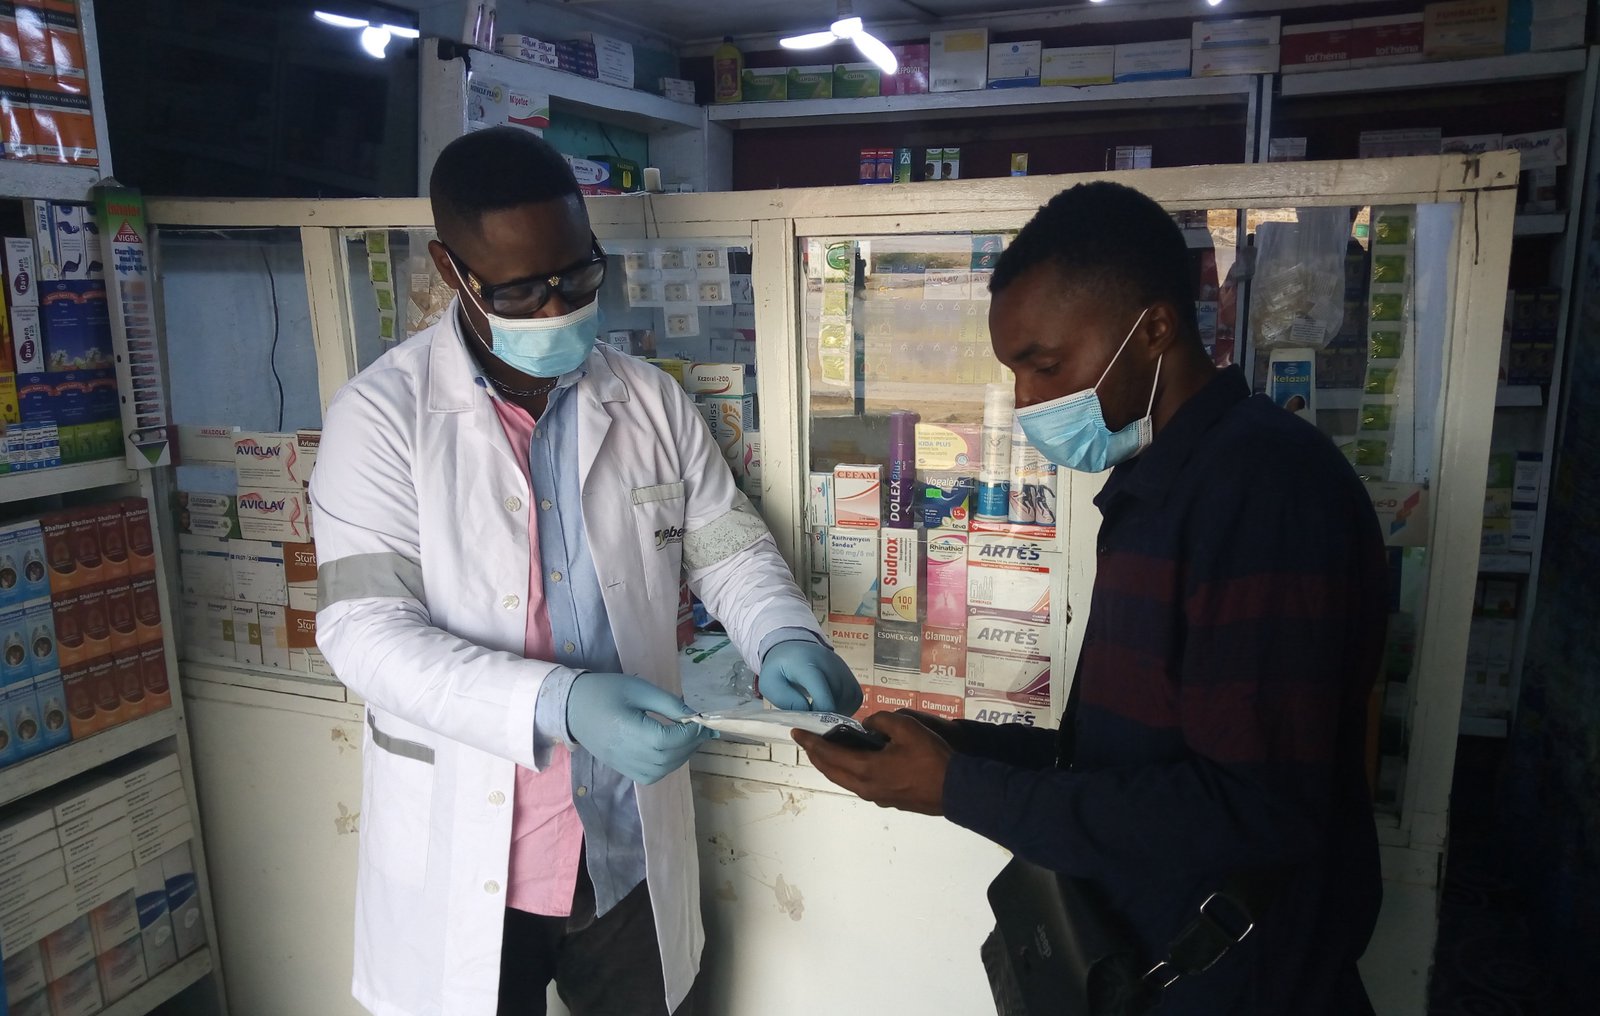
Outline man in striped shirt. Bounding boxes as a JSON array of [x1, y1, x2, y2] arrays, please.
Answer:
[[798, 181, 1385, 1014]]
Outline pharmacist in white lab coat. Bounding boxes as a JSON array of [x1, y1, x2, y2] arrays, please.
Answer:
[[310, 128, 860, 1016]]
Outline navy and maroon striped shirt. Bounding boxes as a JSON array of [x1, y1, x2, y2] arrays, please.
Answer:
[[944, 366, 1385, 1015]]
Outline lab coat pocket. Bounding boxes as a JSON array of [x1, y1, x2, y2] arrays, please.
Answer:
[[361, 711, 435, 889], [632, 481, 687, 601]]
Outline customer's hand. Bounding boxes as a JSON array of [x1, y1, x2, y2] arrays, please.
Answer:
[[758, 640, 864, 714], [793, 712, 953, 816], [566, 672, 711, 784]]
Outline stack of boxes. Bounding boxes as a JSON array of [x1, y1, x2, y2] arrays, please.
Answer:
[[1504, 287, 1561, 385], [1, 498, 167, 773], [807, 397, 1060, 728], [1481, 450, 1542, 557], [680, 363, 760, 507], [1, 752, 206, 1013], [175, 431, 327, 677], [1464, 578, 1520, 718], [1190, 17, 1282, 77], [0, 0, 101, 166], [2, 212, 119, 472]]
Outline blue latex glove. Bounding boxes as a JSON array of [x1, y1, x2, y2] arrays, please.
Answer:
[[566, 672, 712, 785], [759, 640, 864, 715]]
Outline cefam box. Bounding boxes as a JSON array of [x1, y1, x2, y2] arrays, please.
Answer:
[[917, 624, 965, 720], [832, 464, 881, 528], [878, 529, 919, 623], [827, 527, 878, 618], [967, 535, 1051, 623], [237, 487, 311, 543], [872, 620, 918, 713]]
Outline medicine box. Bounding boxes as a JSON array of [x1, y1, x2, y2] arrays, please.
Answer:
[[917, 624, 965, 720], [987, 41, 1041, 88], [833, 63, 881, 98], [931, 28, 989, 91], [161, 842, 206, 958], [683, 362, 753, 397], [1352, 14, 1425, 66], [787, 65, 832, 100], [740, 67, 788, 102], [1191, 17, 1281, 49], [1423, 0, 1507, 60], [237, 487, 311, 543], [832, 464, 881, 528], [1281, 22, 1354, 72], [1041, 46, 1114, 86], [826, 528, 878, 618], [878, 529, 919, 624], [234, 431, 310, 488], [1113, 39, 1191, 82], [966, 535, 1051, 623], [872, 620, 918, 712]]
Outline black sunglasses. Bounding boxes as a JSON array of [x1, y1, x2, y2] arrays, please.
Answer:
[[445, 238, 608, 317]]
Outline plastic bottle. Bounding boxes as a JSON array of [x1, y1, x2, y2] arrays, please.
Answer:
[[978, 383, 1014, 522], [714, 36, 743, 103]]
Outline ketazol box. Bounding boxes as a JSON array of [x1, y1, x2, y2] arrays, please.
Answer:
[[682, 362, 753, 397], [878, 529, 919, 624], [832, 464, 881, 528], [827, 528, 878, 618]]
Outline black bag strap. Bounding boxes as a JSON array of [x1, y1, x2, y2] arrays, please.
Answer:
[[1141, 867, 1288, 991]]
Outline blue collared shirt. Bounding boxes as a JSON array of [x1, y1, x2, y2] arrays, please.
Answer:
[[479, 353, 820, 917]]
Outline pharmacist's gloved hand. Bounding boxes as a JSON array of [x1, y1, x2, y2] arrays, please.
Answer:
[[759, 640, 863, 715], [566, 672, 711, 785]]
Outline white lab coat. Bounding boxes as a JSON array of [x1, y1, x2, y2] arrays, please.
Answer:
[[310, 306, 819, 1016]]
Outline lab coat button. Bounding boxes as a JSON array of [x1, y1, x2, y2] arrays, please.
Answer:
[[502, 594, 520, 610], [551, 571, 563, 583], [504, 497, 522, 513], [484, 880, 500, 895], [563, 641, 576, 654], [576, 786, 589, 798], [541, 499, 553, 510], [488, 791, 506, 806]]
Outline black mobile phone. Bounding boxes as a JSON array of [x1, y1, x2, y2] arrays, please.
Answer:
[[822, 722, 889, 751]]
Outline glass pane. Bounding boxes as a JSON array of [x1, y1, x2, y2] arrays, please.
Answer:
[[345, 231, 756, 375], [1242, 202, 1460, 817]]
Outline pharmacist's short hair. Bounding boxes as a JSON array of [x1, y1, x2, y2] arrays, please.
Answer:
[[991, 181, 1200, 345], [430, 127, 582, 241]]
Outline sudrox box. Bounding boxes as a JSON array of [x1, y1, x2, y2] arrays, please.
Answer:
[[878, 529, 919, 624]]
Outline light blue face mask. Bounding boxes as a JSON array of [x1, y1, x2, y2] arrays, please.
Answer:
[[1014, 307, 1161, 474], [456, 265, 598, 379]]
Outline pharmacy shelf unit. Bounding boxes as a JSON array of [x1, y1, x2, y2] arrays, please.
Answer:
[[417, 40, 725, 192], [1262, 48, 1599, 739], [0, 467, 230, 1015], [707, 75, 1261, 129]]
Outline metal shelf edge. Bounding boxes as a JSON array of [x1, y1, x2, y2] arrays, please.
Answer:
[[1279, 49, 1588, 97], [0, 708, 181, 809], [0, 458, 137, 500]]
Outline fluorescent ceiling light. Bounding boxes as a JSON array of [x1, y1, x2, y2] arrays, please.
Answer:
[[781, 3, 898, 75], [313, 11, 420, 59]]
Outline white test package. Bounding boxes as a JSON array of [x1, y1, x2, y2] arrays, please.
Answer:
[[683, 707, 886, 749]]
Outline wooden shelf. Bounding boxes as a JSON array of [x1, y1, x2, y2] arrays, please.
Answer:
[[1279, 49, 1587, 98], [0, 708, 181, 809], [709, 75, 1258, 128], [0, 458, 136, 501], [0, 160, 104, 202], [103, 947, 214, 1016]]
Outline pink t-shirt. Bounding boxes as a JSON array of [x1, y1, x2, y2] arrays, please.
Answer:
[[492, 397, 584, 916]]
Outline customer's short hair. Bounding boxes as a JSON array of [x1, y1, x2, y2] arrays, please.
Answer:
[[990, 181, 1199, 343], [429, 127, 582, 239]]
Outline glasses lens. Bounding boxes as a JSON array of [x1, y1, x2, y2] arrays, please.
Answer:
[[488, 280, 552, 317], [558, 259, 608, 303]]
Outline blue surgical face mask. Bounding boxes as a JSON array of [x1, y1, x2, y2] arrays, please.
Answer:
[[1014, 307, 1161, 473], [455, 265, 598, 378]]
